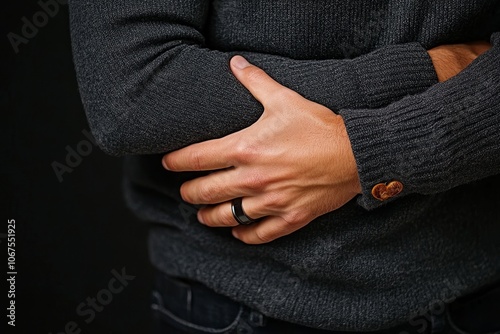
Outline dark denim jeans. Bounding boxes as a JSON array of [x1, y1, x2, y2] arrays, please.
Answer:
[[151, 270, 500, 334]]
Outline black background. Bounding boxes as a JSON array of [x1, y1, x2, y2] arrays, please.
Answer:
[[3, 1, 153, 333], [3, 1, 500, 334]]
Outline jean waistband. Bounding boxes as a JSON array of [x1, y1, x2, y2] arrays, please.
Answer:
[[153, 272, 500, 334]]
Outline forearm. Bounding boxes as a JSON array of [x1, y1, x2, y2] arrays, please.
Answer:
[[69, 0, 437, 156], [339, 32, 500, 210]]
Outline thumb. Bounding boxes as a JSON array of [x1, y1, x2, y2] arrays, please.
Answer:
[[230, 56, 286, 106]]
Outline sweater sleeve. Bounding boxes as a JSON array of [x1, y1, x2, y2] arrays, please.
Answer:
[[69, 0, 436, 155], [338, 32, 500, 210], [68, 0, 437, 156]]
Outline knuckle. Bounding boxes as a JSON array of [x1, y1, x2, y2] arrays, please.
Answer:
[[234, 140, 258, 164], [188, 150, 203, 170], [278, 88, 297, 101], [246, 67, 267, 84], [198, 184, 215, 203], [254, 229, 273, 244], [244, 172, 266, 191], [262, 192, 287, 210], [269, 89, 299, 111], [283, 210, 307, 226]]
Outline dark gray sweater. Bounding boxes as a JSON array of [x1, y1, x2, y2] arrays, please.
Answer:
[[69, 0, 500, 331]]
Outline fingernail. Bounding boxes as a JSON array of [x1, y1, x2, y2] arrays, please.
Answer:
[[162, 158, 170, 170], [232, 229, 240, 239], [232, 56, 250, 70], [197, 211, 205, 224]]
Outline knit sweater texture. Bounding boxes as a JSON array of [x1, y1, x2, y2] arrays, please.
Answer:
[[69, 0, 500, 330]]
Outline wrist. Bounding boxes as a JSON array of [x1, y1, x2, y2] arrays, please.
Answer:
[[335, 116, 362, 195], [428, 41, 491, 82]]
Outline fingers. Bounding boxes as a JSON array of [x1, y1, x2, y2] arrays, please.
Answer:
[[196, 195, 310, 244], [230, 56, 288, 106], [197, 196, 270, 227], [180, 168, 254, 204], [232, 216, 306, 245], [198, 203, 308, 244], [163, 137, 234, 172]]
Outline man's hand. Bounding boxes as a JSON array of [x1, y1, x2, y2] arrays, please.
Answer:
[[163, 56, 361, 244], [428, 41, 491, 82]]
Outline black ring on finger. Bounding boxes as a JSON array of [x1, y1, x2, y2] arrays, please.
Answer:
[[231, 197, 258, 225]]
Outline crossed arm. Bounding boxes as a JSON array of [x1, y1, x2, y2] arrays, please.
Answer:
[[70, 1, 500, 244], [163, 44, 493, 244], [69, 0, 439, 155]]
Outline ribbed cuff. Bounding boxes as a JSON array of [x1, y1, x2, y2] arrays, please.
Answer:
[[341, 33, 500, 210], [339, 52, 500, 211], [339, 95, 436, 210], [352, 42, 438, 108]]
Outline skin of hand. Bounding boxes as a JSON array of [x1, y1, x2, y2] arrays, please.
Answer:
[[163, 56, 362, 244], [428, 41, 491, 82]]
